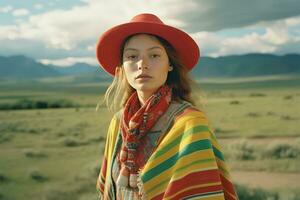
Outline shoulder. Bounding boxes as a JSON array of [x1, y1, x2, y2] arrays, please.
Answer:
[[112, 108, 124, 122], [162, 100, 212, 136], [173, 100, 209, 124], [106, 110, 122, 134]]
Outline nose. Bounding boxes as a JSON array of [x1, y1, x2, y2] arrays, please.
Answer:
[[137, 56, 148, 70]]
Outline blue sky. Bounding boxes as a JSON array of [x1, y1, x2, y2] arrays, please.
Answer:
[[0, 0, 300, 66], [0, 0, 84, 25]]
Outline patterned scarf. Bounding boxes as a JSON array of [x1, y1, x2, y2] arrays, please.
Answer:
[[117, 84, 172, 188]]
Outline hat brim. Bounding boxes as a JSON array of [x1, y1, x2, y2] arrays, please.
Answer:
[[96, 21, 200, 76]]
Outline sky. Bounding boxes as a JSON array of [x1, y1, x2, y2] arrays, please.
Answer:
[[0, 0, 300, 66]]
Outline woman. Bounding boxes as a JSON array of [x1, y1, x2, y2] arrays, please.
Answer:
[[95, 13, 238, 200]]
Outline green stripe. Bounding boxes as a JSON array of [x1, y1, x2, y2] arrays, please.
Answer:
[[147, 125, 210, 163], [213, 146, 225, 161], [147, 178, 170, 194], [209, 129, 225, 161], [142, 139, 213, 183], [176, 158, 216, 174], [147, 158, 216, 194]]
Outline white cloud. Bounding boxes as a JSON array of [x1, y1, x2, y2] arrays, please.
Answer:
[[286, 17, 300, 26], [86, 45, 95, 51], [0, 25, 18, 40], [12, 9, 30, 17], [0, 0, 299, 61], [0, 6, 13, 13], [39, 56, 97, 66], [191, 16, 300, 57], [0, 0, 191, 51]]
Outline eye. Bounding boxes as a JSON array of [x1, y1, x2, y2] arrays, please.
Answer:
[[151, 54, 160, 58], [127, 55, 138, 60]]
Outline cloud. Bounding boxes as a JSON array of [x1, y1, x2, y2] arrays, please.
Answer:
[[39, 56, 97, 66], [178, 0, 300, 32], [0, 38, 92, 60], [12, 9, 30, 17], [0, 6, 13, 13], [192, 16, 300, 57], [0, 0, 190, 51], [0, 25, 18, 40], [0, 0, 300, 61]]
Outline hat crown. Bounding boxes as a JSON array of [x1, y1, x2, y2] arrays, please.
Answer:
[[97, 13, 200, 76], [130, 13, 164, 24]]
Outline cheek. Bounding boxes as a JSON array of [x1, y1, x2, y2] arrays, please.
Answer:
[[123, 62, 135, 73], [156, 63, 169, 76], [153, 66, 169, 84], [123, 65, 135, 83]]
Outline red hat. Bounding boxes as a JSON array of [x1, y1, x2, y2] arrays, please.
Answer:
[[96, 13, 200, 76]]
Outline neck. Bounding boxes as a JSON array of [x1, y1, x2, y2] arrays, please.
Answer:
[[136, 90, 154, 106]]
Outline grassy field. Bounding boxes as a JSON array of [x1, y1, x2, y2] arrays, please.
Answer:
[[0, 74, 300, 200]]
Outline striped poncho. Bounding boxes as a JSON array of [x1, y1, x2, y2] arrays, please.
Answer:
[[96, 101, 238, 200]]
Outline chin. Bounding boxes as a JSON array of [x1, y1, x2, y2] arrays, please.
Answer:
[[134, 85, 159, 93], [135, 85, 153, 91]]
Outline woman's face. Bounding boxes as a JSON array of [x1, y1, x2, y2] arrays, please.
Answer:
[[122, 34, 171, 95]]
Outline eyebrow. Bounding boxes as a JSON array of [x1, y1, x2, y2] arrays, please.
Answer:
[[124, 46, 163, 52]]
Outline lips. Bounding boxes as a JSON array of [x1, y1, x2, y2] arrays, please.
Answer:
[[136, 74, 152, 79]]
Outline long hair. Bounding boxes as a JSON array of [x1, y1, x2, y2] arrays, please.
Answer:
[[96, 33, 206, 113]]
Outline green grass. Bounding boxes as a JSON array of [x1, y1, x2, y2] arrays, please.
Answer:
[[0, 74, 299, 199], [235, 184, 300, 200], [203, 88, 300, 138], [0, 107, 110, 200], [221, 138, 300, 173]]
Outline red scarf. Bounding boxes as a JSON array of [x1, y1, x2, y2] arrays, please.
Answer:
[[117, 84, 172, 188]]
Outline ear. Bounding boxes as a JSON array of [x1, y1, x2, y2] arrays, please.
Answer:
[[168, 65, 173, 71]]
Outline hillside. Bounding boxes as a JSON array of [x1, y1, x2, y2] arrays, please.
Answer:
[[0, 54, 299, 82], [193, 53, 300, 77]]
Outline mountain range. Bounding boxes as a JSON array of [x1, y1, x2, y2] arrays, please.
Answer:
[[0, 54, 299, 82]]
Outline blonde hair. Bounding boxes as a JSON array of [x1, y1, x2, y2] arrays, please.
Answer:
[[96, 33, 206, 113]]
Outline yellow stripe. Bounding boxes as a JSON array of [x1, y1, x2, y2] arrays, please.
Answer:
[[146, 154, 218, 197], [216, 158, 231, 179], [103, 115, 120, 194], [176, 109, 208, 120], [179, 131, 211, 151], [164, 182, 222, 200], [171, 151, 218, 180], [145, 169, 173, 198], [143, 117, 216, 197], [211, 137, 222, 150], [143, 132, 213, 187], [143, 117, 211, 172], [162, 113, 209, 143], [145, 126, 185, 168], [143, 110, 231, 199], [144, 145, 217, 197]]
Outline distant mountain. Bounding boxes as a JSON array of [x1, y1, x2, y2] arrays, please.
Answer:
[[49, 62, 111, 80], [50, 62, 97, 75], [1, 54, 300, 82], [0, 55, 61, 79], [0, 55, 110, 81], [192, 53, 300, 78]]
